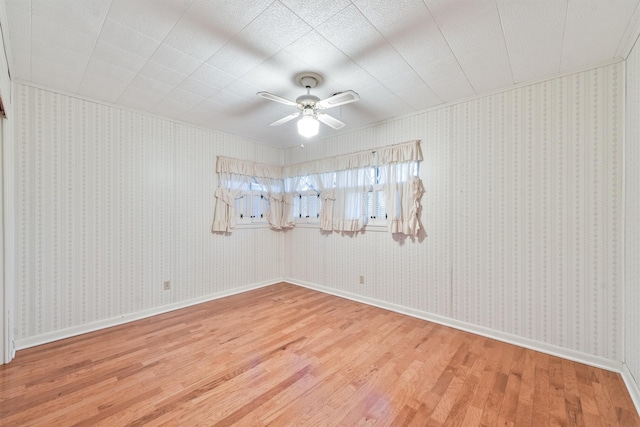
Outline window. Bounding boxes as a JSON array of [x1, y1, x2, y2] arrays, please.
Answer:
[[364, 163, 418, 227], [234, 192, 269, 225], [365, 186, 387, 226], [234, 179, 269, 226], [293, 191, 321, 224], [289, 176, 321, 224]]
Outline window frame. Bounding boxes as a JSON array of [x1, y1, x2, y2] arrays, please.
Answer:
[[292, 190, 321, 225], [234, 189, 270, 228]]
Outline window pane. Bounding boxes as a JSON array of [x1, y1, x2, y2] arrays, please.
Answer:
[[301, 195, 308, 218], [252, 195, 261, 218], [375, 190, 386, 219], [293, 195, 301, 218], [307, 194, 320, 218], [234, 196, 245, 218]]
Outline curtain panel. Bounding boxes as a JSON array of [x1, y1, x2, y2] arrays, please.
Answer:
[[211, 173, 249, 233]]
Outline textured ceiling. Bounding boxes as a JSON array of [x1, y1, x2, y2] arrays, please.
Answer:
[[4, 0, 640, 147]]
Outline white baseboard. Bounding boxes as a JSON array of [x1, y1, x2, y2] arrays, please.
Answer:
[[622, 363, 640, 415], [286, 278, 623, 374], [14, 279, 282, 351]]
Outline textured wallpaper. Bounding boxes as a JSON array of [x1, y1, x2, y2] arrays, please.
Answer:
[[14, 84, 283, 342], [12, 59, 628, 367], [450, 67, 622, 360], [625, 41, 640, 392], [285, 62, 624, 362], [285, 108, 453, 318]]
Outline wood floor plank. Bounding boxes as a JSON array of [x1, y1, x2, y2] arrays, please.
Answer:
[[0, 283, 638, 426]]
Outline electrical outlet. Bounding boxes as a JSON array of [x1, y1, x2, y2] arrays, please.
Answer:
[[163, 280, 171, 290], [359, 275, 365, 285]]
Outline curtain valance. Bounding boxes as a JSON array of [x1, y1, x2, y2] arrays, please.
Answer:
[[216, 156, 282, 180], [283, 139, 421, 177], [283, 150, 375, 176], [378, 140, 423, 164]]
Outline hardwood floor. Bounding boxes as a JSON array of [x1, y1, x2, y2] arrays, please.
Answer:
[[1, 282, 638, 426]]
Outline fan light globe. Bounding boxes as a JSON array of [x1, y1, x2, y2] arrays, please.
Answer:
[[297, 115, 319, 138]]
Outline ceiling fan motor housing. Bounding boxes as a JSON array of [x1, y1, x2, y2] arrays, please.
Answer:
[[296, 94, 320, 107]]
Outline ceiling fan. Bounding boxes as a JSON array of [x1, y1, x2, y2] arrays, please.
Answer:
[[257, 72, 360, 137]]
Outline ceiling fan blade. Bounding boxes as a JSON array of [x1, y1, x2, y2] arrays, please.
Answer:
[[269, 112, 300, 126], [257, 91, 299, 107], [316, 112, 346, 130], [316, 90, 360, 109]]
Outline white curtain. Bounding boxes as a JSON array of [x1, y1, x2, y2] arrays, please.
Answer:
[[329, 168, 368, 232], [382, 159, 423, 237], [309, 172, 335, 231], [213, 157, 295, 232], [212, 140, 424, 236], [261, 177, 294, 230], [283, 175, 302, 226], [211, 172, 249, 233]]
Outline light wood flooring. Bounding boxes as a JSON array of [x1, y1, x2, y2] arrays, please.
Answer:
[[1, 282, 638, 426]]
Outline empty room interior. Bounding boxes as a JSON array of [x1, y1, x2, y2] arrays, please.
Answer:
[[1, 0, 640, 425]]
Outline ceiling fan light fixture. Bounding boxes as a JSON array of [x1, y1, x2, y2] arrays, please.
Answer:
[[297, 115, 319, 138], [259, 72, 358, 137]]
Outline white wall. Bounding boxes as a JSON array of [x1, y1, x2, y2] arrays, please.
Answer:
[[285, 62, 624, 366], [13, 83, 283, 347], [624, 36, 640, 406]]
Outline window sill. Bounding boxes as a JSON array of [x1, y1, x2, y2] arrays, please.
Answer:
[[234, 223, 270, 229], [291, 223, 389, 232]]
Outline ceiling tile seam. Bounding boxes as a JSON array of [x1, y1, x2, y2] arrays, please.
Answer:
[[0, 0, 20, 81], [493, 0, 515, 85], [615, 0, 640, 58], [0, 22, 10, 81], [558, 0, 570, 73], [159, 77, 219, 113], [421, 0, 477, 96], [233, 27, 320, 90], [351, 1, 444, 105], [78, 56, 134, 101], [75, 0, 114, 94], [28, 0, 32, 81], [114, 0, 197, 108], [622, 29, 640, 62], [174, 0, 280, 96], [278, 0, 354, 30], [296, 13, 414, 112]]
